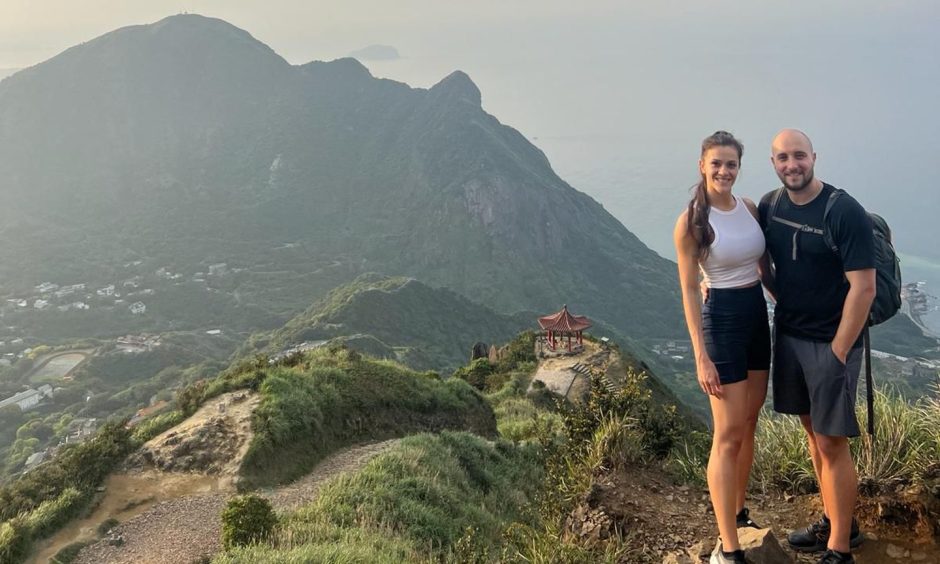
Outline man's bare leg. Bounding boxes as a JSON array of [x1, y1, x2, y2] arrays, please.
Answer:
[[799, 414, 829, 518], [815, 433, 857, 553]]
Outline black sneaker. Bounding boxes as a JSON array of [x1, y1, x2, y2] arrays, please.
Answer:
[[817, 549, 855, 563], [736, 507, 760, 529], [787, 515, 863, 553]]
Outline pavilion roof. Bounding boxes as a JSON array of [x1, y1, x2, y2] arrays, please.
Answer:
[[537, 305, 592, 332]]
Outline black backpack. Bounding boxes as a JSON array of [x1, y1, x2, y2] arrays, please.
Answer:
[[766, 187, 902, 436]]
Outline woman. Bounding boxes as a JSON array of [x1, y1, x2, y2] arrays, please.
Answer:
[[673, 131, 771, 564]]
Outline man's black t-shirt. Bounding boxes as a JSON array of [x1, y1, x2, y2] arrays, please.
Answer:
[[758, 183, 875, 342]]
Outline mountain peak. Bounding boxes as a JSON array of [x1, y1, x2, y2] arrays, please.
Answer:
[[302, 57, 374, 83], [429, 71, 481, 107]]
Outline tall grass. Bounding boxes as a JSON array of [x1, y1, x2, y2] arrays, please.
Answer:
[[750, 385, 940, 495], [214, 432, 543, 563], [239, 348, 496, 488], [485, 365, 690, 562], [488, 372, 564, 444]]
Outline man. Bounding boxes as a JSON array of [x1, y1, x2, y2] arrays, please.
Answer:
[[758, 129, 875, 564]]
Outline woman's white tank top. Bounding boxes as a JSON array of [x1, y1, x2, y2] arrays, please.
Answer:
[[700, 197, 765, 288]]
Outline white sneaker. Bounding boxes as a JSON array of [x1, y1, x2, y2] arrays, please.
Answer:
[[710, 545, 746, 564]]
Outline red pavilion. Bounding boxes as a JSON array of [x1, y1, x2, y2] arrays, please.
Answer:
[[537, 305, 592, 352]]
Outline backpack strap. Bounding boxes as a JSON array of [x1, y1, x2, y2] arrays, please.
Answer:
[[821, 188, 845, 254], [864, 325, 875, 437], [763, 187, 786, 235]]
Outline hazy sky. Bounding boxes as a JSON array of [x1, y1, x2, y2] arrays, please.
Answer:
[[3, 1, 939, 265], [4, 1, 936, 69]]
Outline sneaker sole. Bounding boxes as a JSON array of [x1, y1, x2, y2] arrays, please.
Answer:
[[788, 533, 864, 553]]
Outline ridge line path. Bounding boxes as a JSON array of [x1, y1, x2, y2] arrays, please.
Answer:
[[69, 440, 400, 564], [30, 390, 399, 564]]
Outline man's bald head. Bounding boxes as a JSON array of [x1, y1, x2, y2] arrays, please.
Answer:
[[772, 128, 814, 155], [770, 128, 819, 193]]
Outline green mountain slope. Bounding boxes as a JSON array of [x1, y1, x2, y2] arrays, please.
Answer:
[[0, 14, 682, 343], [244, 273, 531, 372]]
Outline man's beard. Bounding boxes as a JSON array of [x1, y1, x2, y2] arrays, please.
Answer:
[[783, 170, 814, 192]]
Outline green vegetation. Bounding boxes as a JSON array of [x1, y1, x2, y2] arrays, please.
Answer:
[[238, 346, 496, 488], [221, 495, 277, 550], [215, 432, 544, 563], [0, 421, 135, 563], [0, 16, 686, 391], [96, 517, 120, 536], [131, 410, 186, 443], [0, 330, 238, 485], [750, 386, 940, 495], [242, 273, 529, 373], [488, 363, 695, 562], [50, 540, 92, 564], [210, 331, 690, 563]]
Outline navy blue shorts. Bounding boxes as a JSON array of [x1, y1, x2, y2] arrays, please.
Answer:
[[702, 283, 772, 385]]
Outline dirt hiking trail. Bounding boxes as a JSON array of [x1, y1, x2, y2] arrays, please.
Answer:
[[29, 391, 398, 564]]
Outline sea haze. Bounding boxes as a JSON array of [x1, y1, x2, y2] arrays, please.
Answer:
[[361, 3, 939, 332]]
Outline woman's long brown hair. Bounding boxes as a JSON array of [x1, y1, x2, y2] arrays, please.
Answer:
[[686, 131, 744, 261]]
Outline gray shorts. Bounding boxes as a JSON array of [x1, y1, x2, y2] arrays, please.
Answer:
[[772, 331, 862, 437]]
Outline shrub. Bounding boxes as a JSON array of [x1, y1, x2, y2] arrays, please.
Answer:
[[495, 331, 537, 373], [131, 410, 185, 444], [452, 358, 494, 391], [221, 494, 277, 549], [176, 379, 208, 416], [50, 540, 92, 564], [96, 517, 120, 536], [0, 518, 31, 564]]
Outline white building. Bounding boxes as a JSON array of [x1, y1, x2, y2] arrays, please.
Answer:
[[208, 263, 228, 276], [33, 299, 50, 310], [0, 388, 45, 411], [97, 284, 115, 297], [129, 302, 147, 315]]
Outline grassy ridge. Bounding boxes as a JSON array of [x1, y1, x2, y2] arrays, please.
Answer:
[[211, 332, 700, 563], [216, 432, 543, 563], [240, 273, 529, 373], [238, 347, 497, 489]]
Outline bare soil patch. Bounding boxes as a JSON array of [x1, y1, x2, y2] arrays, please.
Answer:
[[566, 464, 939, 563], [31, 392, 258, 564], [530, 341, 612, 400], [68, 440, 399, 564]]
